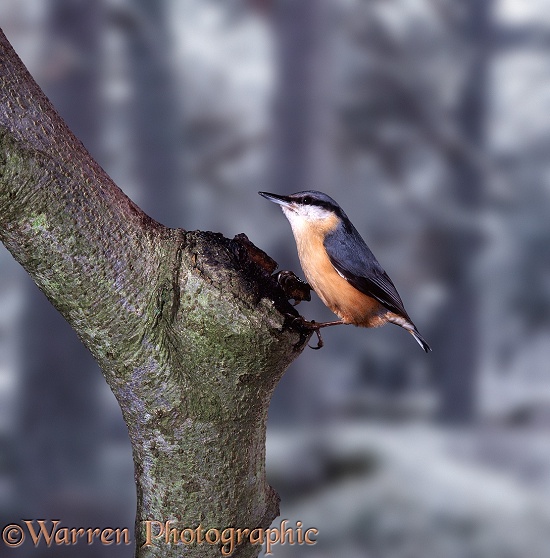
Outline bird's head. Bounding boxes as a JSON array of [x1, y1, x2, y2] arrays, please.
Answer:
[[259, 190, 346, 234]]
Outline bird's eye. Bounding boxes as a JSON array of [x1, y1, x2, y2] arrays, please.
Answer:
[[302, 196, 312, 205]]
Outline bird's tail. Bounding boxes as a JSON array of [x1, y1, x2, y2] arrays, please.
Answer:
[[409, 328, 431, 353], [387, 315, 431, 353]]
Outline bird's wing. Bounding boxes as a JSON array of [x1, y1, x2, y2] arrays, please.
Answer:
[[324, 224, 411, 320]]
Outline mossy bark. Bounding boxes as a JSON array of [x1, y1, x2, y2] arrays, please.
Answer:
[[0, 29, 308, 557]]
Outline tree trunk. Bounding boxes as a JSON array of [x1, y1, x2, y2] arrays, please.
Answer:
[[18, 0, 108, 514], [271, 0, 334, 194], [434, 0, 490, 424], [267, 0, 334, 421], [126, 0, 182, 227], [0, 28, 306, 557]]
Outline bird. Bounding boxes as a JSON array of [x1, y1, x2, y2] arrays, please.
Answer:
[[259, 190, 431, 352]]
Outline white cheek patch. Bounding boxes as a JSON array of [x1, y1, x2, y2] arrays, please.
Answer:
[[304, 206, 331, 221], [281, 207, 305, 236], [281, 203, 335, 239], [281, 205, 298, 224]]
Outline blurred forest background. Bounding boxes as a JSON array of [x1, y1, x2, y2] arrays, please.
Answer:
[[1, 0, 550, 557]]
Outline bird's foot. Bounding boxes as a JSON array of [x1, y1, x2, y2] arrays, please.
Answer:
[[286, 315, 344, 350], [276, 270, 311, 305]]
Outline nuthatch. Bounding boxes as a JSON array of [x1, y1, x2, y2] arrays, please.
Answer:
[[259, 190, 431, 352]]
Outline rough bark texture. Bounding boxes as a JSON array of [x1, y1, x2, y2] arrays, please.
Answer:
[[0, 29, 307, 557]]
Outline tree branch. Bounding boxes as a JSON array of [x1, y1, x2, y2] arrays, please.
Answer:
[[0, 28, 307, 557]]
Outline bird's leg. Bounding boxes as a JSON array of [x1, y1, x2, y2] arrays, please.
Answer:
[[307, 320, 344, 349], [312, 320, 344, 329], [290, 317, 344, 330], [286, 316, 345, 349], [310, 329, 324, 350]]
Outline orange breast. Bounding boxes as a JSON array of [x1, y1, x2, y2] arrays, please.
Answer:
[[294, 223, 388, 328]]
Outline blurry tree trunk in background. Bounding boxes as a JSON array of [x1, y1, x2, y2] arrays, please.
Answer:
[[435, 0, 490, 424], [268, 0, 334, 420], [19, 0, 109, 515], [126, 0, 181, 227], [271, 0, 334, 194]]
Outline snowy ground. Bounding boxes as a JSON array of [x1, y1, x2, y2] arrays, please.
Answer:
[[265, 421, 550, 558]]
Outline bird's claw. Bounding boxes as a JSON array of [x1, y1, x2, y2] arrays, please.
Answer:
[[309, 329, 324, 350], [276, 270, 311, 305], [285, 315, 326, 350]]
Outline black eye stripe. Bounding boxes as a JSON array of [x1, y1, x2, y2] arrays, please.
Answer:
[[289, 194, 346, 220], [295, 196, 325, 207], [300, 198, 335, 212]]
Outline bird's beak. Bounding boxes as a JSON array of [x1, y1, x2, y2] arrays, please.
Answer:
[[258, 191, 294, 210]]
